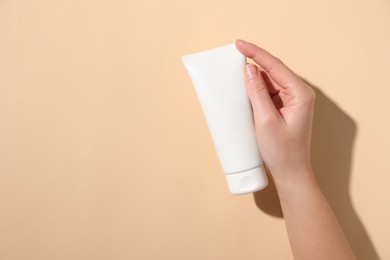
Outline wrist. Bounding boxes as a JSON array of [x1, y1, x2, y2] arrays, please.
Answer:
[[272, 165, 317, 193]]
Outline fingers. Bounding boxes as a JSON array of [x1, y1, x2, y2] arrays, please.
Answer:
[[244, 64, 282, 126], [259, 70, 281, 95], [236, 39, 302, 88]]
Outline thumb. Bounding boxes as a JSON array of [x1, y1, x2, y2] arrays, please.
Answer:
[[244, 63, 281, 127]]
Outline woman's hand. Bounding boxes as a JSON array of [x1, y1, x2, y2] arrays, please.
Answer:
[[236, 39, 316, 182], [236, 39, 356, 260]]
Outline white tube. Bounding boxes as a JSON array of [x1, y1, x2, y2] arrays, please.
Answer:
[[182, 43, 268, 195]]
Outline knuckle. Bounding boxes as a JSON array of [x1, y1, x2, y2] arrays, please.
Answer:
[[263, 57, 283, 73], [249, 80, 267, 97], [310, 89, 316, 101], [259, 114, 279, 126], [301, 87, 316, 104], [308, 88, 316, 102]]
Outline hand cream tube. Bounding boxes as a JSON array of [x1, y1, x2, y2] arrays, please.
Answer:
[[182, 43, 268, 194]]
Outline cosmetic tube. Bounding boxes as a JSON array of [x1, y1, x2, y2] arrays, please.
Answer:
[[182, 43, 268, 194]]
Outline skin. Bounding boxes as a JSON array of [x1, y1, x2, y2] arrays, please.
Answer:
[[235, 39, 357, 260]]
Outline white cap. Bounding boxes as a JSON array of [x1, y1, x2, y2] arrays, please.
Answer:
[[225, 166, 268, 195]]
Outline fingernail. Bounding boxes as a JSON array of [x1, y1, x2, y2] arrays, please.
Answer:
[[245, 64, 258, 80]]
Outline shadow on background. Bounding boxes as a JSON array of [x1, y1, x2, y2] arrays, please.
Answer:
[[253, 84, 379, 260]]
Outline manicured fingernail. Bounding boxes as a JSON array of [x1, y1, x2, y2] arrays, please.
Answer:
[[245, 64, 258, 80]]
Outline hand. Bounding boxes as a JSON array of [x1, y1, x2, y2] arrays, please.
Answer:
[[236, 40, 356, 259], [235, 39, 316, 182]]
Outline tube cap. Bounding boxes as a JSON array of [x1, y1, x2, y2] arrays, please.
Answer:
[[225, 166, 268, 195]]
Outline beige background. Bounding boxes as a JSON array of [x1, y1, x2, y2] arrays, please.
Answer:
[[0, 0, 389, 259]]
